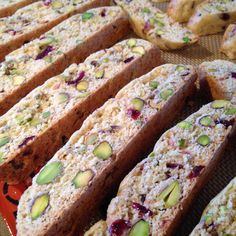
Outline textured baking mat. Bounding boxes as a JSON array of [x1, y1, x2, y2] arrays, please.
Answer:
[[1, 2, 236, 236]]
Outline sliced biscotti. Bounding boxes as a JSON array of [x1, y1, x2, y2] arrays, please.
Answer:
[[221, 23, 236, 59], [0, 6, 130, 115], [0, 38, 161, 184], [17, 64, 197, 236], [98, 100, 236, 236], [0, 0, 36, 18], [167, 0, 204, 23], [190, 177, 236, 235], [188, 0, 236, 36], [114, 0, 198, 50], [199, 60, 236, 103], [0, 0, 110, 61]]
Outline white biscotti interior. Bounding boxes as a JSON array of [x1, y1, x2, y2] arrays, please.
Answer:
[[190, 177, 236, 235], [0, 38, 152, 164], [199, 60, 236, 99], [0, 6, 125, 104], [106, 101, 236, 235], [115, 0, 198, 45], [16, 64, 196, 235]]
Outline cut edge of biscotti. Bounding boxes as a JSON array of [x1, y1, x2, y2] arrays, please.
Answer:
[[0, 5, 130, 115], [167, 0, 204, 23], [190, 176, 236, 235], [86, 100, 236, 235], [198, 60, 236, 101], [114, 0, 198, 50], [0, 37, 161, 184], [16, 63, 196, 235], [187, 0, 236, 36], [221, 23, 236, 59]]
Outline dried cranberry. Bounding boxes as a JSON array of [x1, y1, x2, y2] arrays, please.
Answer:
[[43, 0, 52, 6], [215, 119, 234, 129], [18, 136, 36, 148], [132, 202, 153, 217], [66, 71, 85, 85], [187, 165, 205, 179], [231, 72, 236, 79], [166, 163, 183, 169], [109, 219, 131, 236], [124, 56, 134, 64], [36, 46, 54, 60], [127, 108, 141, 120], [220, 13, 230, 21], [100, 9, 106, 17], [90, 60, 98, 67], [143, 21, 151, 33]]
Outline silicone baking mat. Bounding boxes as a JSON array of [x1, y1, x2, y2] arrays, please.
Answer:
[[0, 2, 236, 236]]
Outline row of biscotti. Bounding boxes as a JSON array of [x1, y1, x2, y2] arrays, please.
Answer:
[[0, 0, 37, 18], [113, 0, 199, 50], [190, 176, 236, 235], [0, 0, 110, 61], [16, 63, 197, 236], [0, 38, 161, 184], [0, 6, 130, 115], [199, 60, 236, 104], [85, 99, 236, 236]]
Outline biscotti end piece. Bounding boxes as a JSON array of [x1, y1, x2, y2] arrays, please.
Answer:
[[0, 6, 130, 115], [190, 177, 236, 236], [106, 100, 236, 235], [167, 0, 204, 23], [199, 60, 236, 102], [0, 0, 110, 61], [17, 64, 196, 236], [221, 23, 236, 59], [187, 0, 236, 36], [114, 0, 198, 50], [84, 221, 108, 236], [0, 38, 160, 185], [0, 0, 34, 18]]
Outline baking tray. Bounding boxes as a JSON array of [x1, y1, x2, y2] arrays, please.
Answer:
[[0, 2, 236, 236]]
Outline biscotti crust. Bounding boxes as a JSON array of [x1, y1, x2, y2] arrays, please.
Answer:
[[16, 64, 196, 236], [0, 39, 161, 184], [0, 6, 130, 115], [0, 0, 35, 18], [0, 0, 110, 61]]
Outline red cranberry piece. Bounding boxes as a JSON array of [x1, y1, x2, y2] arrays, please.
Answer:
[[132, 202, 153, 217], [18, 136, 36, 148], [36, 46, 54, 60], [100, 9, 106, 17], [215, 119, 234, 129], [220, 13, 230, 21], [127, 108, 141, 120], [187, 165, 205, 179], [43, 0, 52, 6], [66, 71, 85, 85], [143, 21, 151, 34], [231, 72, 236, 79], [124, 56, 134, 64], [166, 163, 183, 169], [109, 219, 131, 236]]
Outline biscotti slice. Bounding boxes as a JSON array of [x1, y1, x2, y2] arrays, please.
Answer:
[[0, 0, 110, 61], [93, 100, 236, 236], [17, 64, 196, 236], [114, 0, 198, 50], [0, 6, 130, 115], [221, 23, 236, 59], [0, 0, 36, 18], [167, 0, 204, 23], [190, 177, 236, 236], [188, 0, 236, 36], [0, 38, 161, 184], [199, 60, 236, 103]]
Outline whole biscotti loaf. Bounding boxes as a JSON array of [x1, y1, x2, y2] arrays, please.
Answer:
[[221, 23, 236, 59], [0, 38, 161, 184], [0, 0, 110, 61], [86, 100, 236, 236], [167, 0, 204, 23], [114, 0, 198, 50], [188, 0, 236, 36], [0, 0, 36, 18], [199, 60, 236, 103], [190, 177, 236, 236], [0, 6, 130, 115], [17, 64, 197, 236]]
